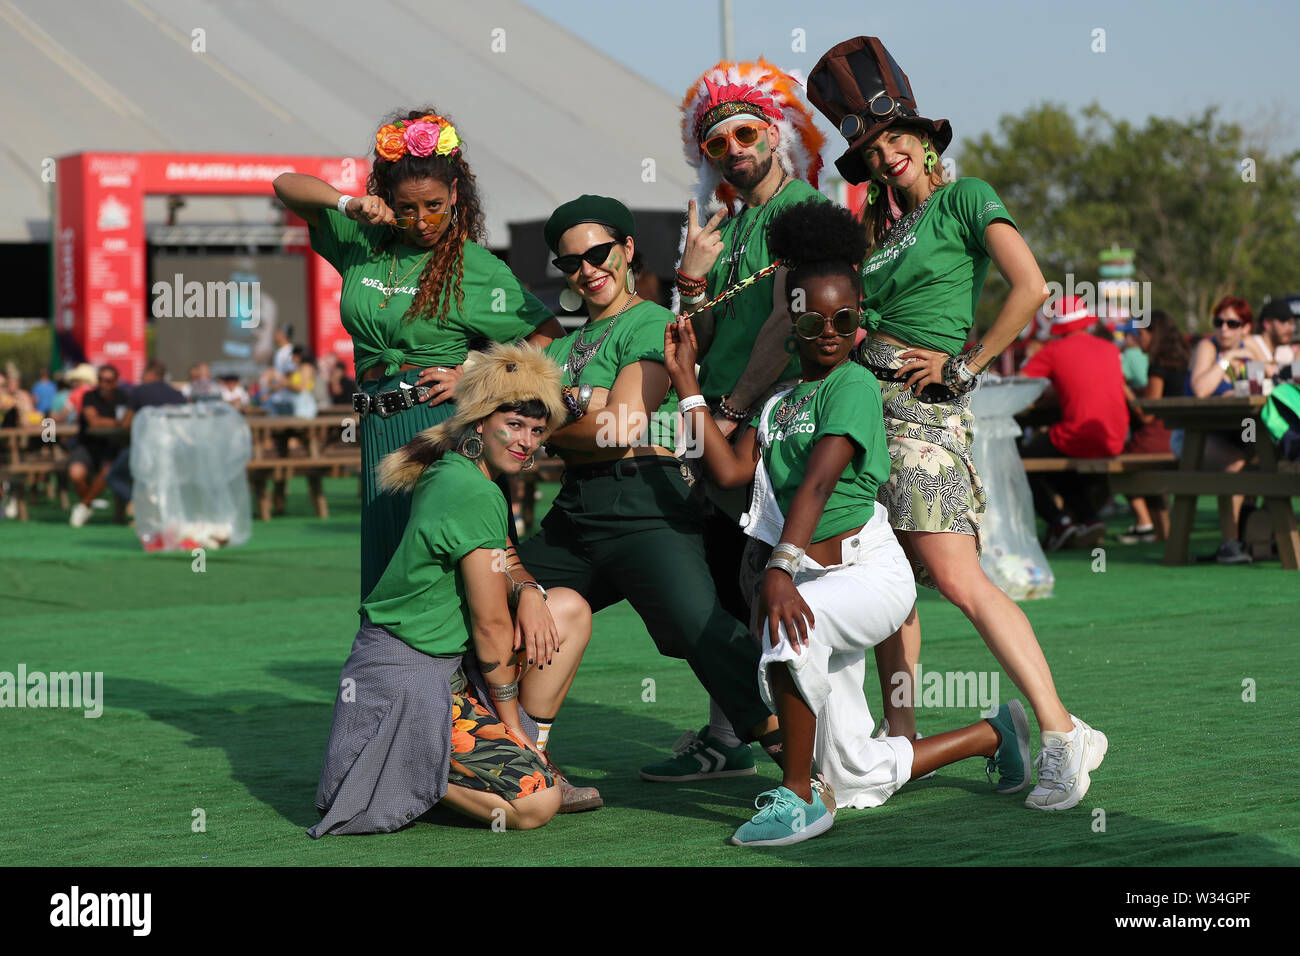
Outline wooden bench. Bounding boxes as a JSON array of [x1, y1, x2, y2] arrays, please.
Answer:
[[1020, 452, 1178, 475]]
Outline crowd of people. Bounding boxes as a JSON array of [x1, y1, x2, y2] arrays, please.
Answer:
[[279, 35, 1112, 849], [1014, 291, 1297, 563]]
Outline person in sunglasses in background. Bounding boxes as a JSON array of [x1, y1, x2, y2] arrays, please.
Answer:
[[807, 37, 1108, 812], [641, 59, 829, 784], [505, 195, 788, 799], [1185, 296, 1267, 563], [274, 108, 564, 598], [663, 200, 1032, 846]]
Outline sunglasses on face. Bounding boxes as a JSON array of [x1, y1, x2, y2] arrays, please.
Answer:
[[701, 122, 769, 160], [392, 211, 450, 230], [794, 309, 860, 340], [552, 241, 616, 276], [1212, 317, 1243, 329]]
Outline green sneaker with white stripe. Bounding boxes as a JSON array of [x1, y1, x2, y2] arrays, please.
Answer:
[[639, 727, 758, 782]]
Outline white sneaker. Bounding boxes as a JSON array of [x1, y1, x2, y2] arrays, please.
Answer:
[[69, 502, 93, 527], [90, 498, 110, 510], [2, 495, 17, 520], [1024, 715, 1108, 811]]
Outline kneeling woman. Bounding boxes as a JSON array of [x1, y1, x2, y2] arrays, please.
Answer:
[[664, 201, 1030, 846], [309, 344, 592, 835]]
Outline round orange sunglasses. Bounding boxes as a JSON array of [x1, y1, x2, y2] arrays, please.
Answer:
[[701, 122, 769, 159]]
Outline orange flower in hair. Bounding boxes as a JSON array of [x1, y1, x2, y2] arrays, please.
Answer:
[[375, 124, 406, 162]]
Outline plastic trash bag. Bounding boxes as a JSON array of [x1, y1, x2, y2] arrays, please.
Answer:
[[129, 403, 253, 551], [969, 376, 1053, 600]]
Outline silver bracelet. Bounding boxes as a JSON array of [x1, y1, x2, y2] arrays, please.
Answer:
[[488, 680, 519, 701], [678, 394, 708, 413], [577, 383, 594, 411], [765, 554, 799, 579], [512, 579, 547, 602], [336, 194, 355, 215], [771, 542, 805, 564]]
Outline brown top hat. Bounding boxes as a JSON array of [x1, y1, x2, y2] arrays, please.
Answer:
[[807, 36, 952, 185]]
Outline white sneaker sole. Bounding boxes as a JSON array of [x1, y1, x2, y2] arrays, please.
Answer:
[[729, 810, 834, 847], [1025, 723, 1109, 811]]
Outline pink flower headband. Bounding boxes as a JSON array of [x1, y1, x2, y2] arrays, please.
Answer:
[[374, 115, 462, 162]]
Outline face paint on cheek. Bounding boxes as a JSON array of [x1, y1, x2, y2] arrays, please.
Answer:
[[493, 429, 510, 444], [608, 251, 622, 272], [755, 140, 768, 154]]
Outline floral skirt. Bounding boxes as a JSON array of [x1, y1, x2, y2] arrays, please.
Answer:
[[857, 339, 987, 589], [448, 691, 555, 801]]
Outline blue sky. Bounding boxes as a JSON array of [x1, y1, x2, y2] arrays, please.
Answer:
[[520, 0, 1299, 163]]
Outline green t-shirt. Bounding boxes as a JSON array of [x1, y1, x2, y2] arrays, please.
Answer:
[[859, 177, 1016, 354], [1121, 344, 1149, 388], [699, 179, 826, 400], [309, 208, 553, 377], [360, 453, 507, 656], [752, 361, 891, 543], [544, 300, 680, 453]]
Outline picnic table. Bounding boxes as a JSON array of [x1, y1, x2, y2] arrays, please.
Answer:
[[1119, 395, 1300, 568]]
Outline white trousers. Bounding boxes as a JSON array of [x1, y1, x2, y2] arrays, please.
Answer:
[[758, 506, 919, 809]]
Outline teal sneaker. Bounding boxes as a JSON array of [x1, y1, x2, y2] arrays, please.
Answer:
[[985, 699, 1031, 794], [730, 786, 833, 847], [639, 727, 757, 782]]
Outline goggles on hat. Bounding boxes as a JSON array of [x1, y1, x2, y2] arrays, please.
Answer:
[[701, 122, 769, 159], [552, 241, 616, 276], [392, 211, 451, 229], [794, 308, 860, 340], [838, 90, 918, 140]]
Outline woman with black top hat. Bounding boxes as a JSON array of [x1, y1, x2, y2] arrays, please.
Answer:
[[806, 36, 1107, 811], [273, 108, 565, 599]]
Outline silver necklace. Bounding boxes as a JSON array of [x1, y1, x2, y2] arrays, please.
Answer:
[[564, 295, 637, 381], [881, 192, 934, 249], [774, 377, 825, 427]]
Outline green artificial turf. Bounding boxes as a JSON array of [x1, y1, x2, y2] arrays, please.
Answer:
[[1, 479, 1297, 866]]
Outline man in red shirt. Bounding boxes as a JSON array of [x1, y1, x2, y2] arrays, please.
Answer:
[[1019, 295, 1129, 549]]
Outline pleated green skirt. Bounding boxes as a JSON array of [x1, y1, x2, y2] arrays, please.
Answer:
[[358, 369, 456, 601]]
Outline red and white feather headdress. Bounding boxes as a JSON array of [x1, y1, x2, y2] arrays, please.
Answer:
[[680, 58, 826, 218]]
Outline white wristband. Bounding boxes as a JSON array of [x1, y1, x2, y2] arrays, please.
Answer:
[[336, 194, 355, 216], [681, 292, 706, 306], [678, 394, 708, 413]]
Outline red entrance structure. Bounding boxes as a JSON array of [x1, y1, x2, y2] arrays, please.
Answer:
[[54, 152, 369, 380]]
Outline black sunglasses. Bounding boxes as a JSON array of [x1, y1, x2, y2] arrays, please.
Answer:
[[1212, 317, 1243, 329], [552, 241, 616, 276], [795, 309, 860, 340]]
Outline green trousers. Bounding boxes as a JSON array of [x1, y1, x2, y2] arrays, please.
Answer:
[[515, 456, 771, 740], [359, 370, 455, 601]]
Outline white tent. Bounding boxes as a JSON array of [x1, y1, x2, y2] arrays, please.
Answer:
[[0, 0, 696, 244]]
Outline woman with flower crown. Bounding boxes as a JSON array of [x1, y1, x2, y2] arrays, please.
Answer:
[[274, 108, 565, 599]]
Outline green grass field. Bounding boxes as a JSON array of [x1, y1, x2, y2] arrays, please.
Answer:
[[2, 479, 1297, 866]]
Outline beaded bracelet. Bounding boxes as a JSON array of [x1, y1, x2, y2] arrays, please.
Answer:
[[718, 395, 749, 422], [561, 386, 585, 422]]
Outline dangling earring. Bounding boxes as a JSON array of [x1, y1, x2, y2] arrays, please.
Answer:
[[521, 454, 535, 471], [625, 268, 636, 295], [866, 182, 881, 205], [559, 287, 584, 312], [458, 434, 483, 460], [922, 143, 939, 174]]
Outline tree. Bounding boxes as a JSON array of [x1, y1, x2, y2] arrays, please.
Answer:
[[960, 103, 1300, 333]]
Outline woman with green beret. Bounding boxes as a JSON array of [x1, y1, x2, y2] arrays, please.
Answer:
[[501, 195, 785, 775], [274, 107, 564, 598]]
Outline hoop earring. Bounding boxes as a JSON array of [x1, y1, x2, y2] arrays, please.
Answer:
[[521, 454, 535, 471], [866, 182, 881, 205], [625, 269, 636, 295], [922, 144, 939, 174], [559, 287, 584, 312], [458, 435, 483, 460]]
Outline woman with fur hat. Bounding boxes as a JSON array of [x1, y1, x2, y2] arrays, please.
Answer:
[[274, 109, 565, 600], [308, 343, 594, 835], [806, 37, 1107, 812]]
